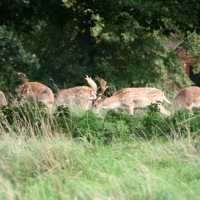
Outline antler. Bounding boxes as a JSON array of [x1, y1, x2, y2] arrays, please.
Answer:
[[95, 77, 108, 96], [18, 72, 29, 83], [85, 75, 98, 94]]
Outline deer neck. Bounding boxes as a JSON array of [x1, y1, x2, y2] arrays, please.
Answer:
[[102, 96, 121, 109]]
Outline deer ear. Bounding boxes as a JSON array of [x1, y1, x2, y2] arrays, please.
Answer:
[[88, 91, 97, 101]]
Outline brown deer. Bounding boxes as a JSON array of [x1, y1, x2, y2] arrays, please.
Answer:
[[92, 78, 171, 116], [16, 72, 54, 111], [0, 90, 8, 106], [54, 75, 98, 110], [173, 86, 200, 110]]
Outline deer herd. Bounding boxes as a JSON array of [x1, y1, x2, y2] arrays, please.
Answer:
[[0, 72, 200, 117]]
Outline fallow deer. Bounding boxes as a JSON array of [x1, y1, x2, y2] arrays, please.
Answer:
[[173, 86, 200, 110], [54, 75, 98, 110], [92, 78, 171, 116], [16, 72, 54, 111], [0, 90, 8, 106]]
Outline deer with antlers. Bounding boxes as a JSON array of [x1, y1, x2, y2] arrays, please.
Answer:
[[92, 78, 171, 116], [173, 86, 200, 110], [16, 72, 54, 111], [0, 90, 8, 106], [54, 75, 98, 110]]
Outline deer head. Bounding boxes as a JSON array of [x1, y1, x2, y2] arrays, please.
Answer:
[[92, 76, 109, 112]]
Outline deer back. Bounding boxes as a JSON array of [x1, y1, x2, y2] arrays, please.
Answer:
[[93, 87, 169, 112], [116, 87, 166, 103], [102, 87, 166, 105], [173, 86, 200, 110], [55, 86, 96, 110], [17, 82, 54, 104]]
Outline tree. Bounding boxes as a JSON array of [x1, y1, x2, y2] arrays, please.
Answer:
[[1, 0, 200, 96], [0, 26, 40, 95]]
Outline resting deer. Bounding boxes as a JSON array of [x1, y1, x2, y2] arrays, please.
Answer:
[[54, 75, 98, 110], [92, 78, 171, 116], [173, 86, 200, 110], [0, 90, 8, 106], [16, 72, 54, 111]]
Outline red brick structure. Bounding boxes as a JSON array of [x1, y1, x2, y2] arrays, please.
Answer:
[[166, 33, 197, 78]]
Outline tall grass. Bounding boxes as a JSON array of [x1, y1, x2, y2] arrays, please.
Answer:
[[0, 104, 200, 200]]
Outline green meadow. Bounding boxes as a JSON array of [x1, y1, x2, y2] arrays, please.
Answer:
[[0, 104, 200, 200]]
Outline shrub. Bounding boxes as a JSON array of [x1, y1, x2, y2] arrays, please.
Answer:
[[71, 111, 108, 144], [1, 101, 200, 143], [170, 109, 200, 138], [0, 102, 51, 136]]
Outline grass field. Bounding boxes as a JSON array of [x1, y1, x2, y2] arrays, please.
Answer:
[[0, 105, 200, 200], [1, 132, 200, 199]]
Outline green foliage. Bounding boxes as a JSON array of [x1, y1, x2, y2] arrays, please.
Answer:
[[140, 109, 170, 138], [185, 31, 200, 71], [0, 25, 40, 93], [0, 102, 50, 136], [170, 109, 200, 138], [72, 111, 108, 144], [1, 103, 200, 142], [20, 0, 193, 90], [53, 105, 70, 118], [0, 0, 199, 94]]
